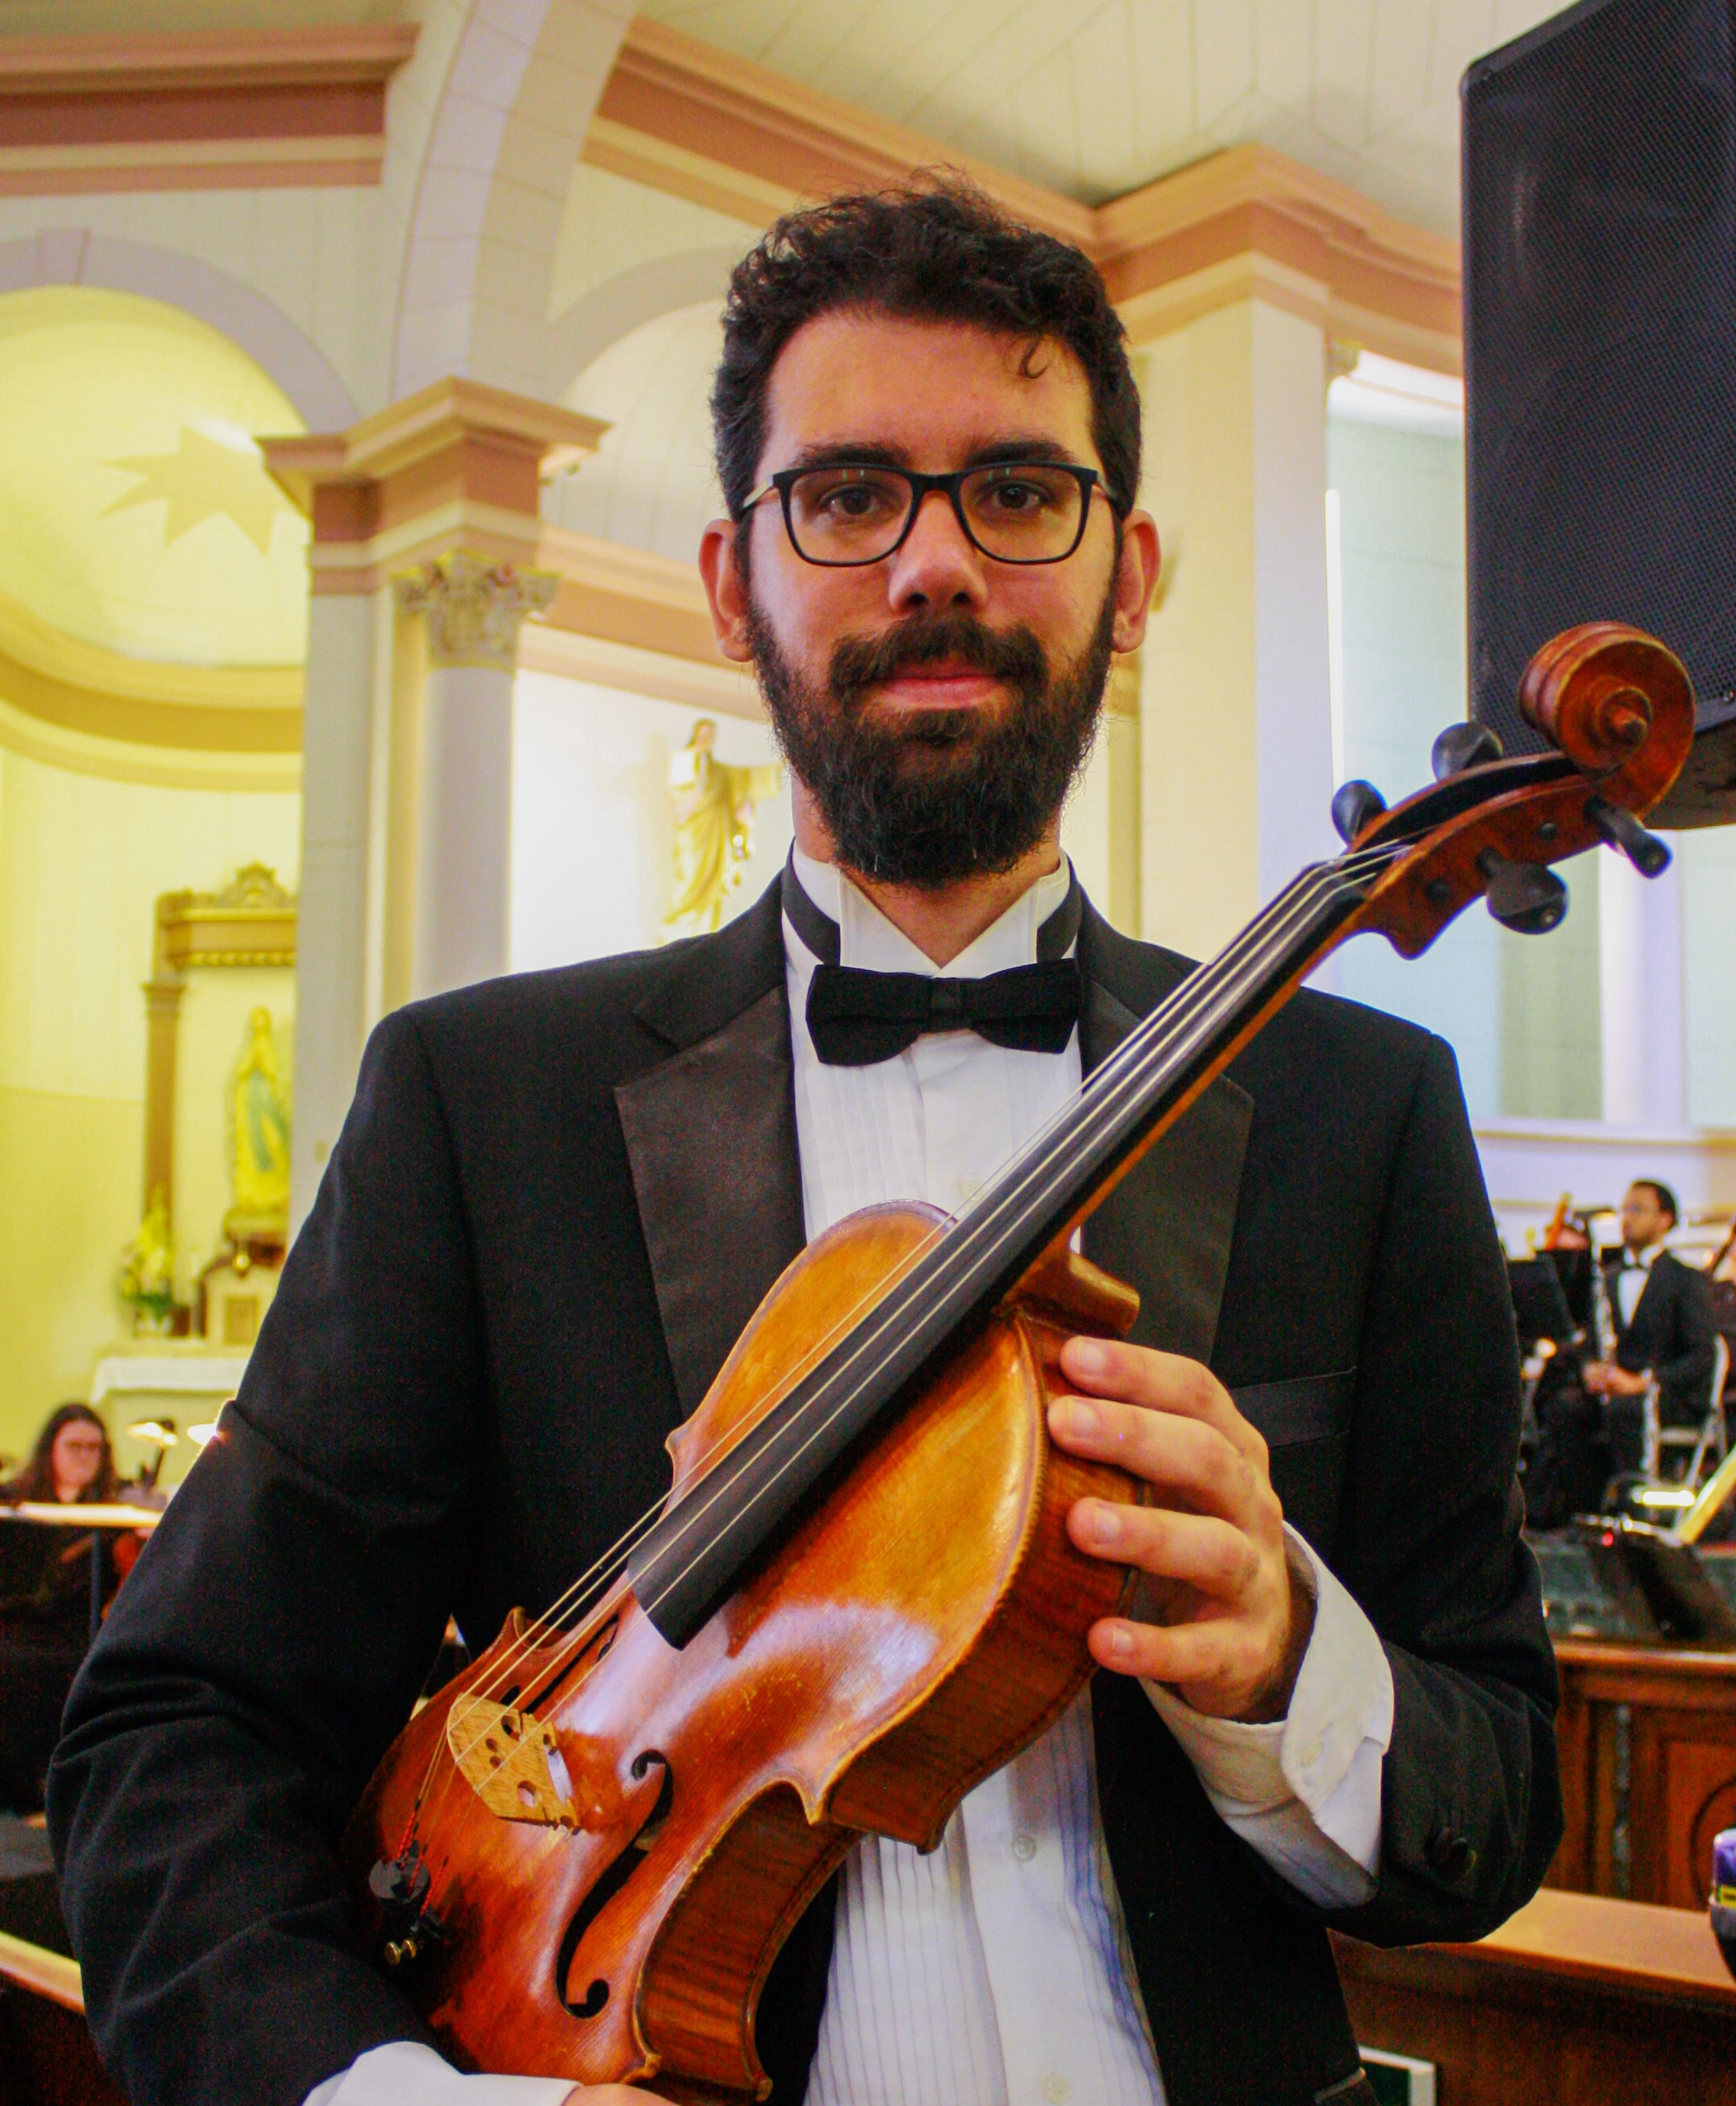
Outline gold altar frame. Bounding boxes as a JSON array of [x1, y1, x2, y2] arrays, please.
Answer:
[[142, 864, 296, 1228]]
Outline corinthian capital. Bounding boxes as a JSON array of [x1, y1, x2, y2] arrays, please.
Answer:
[[394, 550, 557, 673]]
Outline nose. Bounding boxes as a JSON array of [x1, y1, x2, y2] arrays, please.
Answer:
[[883, 487, 988, 613]]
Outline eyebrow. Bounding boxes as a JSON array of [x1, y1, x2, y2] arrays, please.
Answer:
[[781, 434, 1085, 475]]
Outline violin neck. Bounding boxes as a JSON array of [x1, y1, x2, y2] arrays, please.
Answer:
[[629, 852, 1383, 1648]]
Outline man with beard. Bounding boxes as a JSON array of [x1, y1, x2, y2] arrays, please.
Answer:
[[52, 185, 1559, 2106]]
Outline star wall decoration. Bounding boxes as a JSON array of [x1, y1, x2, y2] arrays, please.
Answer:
[[101, 425, 291, 556]]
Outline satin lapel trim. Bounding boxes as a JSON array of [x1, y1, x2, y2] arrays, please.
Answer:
[[1078, 958, 1253, 1366], [615, 918, 806, 1419]]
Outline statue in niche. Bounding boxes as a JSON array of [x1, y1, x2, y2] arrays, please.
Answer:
[[224, 1007, 292, 1242], [661, 719, 783, 943]]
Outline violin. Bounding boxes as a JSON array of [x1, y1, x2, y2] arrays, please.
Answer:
[[344, 621, 1694, 2100]]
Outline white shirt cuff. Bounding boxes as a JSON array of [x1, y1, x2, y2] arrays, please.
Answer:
[[305, 2042, 574, 2106], [1141, 1526, 1394, 1907]]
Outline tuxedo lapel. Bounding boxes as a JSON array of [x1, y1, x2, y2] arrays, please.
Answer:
[[1076, 906, 1253, 1365], [615, 885, 806, 1417]]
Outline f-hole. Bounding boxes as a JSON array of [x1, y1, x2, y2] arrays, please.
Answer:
[[553, 1751, 673, 2020]]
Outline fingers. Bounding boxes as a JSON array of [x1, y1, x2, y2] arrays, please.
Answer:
[[1068, 1497, 1259, 1599], [570, 2090, 679, 2104], [1059, 1337, 1268, 1468], [1083, 1609, 1270, 1692], [1047, 1389, 1276, 1531]]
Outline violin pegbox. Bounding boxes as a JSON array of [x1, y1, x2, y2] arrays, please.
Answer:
[[1328, 622, 1696, 962]]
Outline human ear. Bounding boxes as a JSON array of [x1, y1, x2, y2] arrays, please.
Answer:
[[1109, 510, 1160, 655], [699, 519, 755, 664]]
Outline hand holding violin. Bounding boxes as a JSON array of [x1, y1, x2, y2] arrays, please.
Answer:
[[562, 2088, 674, 2103], [1048, 1337, 1315, 1724]]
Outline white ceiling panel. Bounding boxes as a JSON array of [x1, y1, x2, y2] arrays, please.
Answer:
[[638, 0, 1575, 234]]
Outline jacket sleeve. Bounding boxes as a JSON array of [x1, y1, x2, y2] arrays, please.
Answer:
[[48, 1011, 486, 2106], [1647, 1262, 1717, 1403], [1321, 1034, 1563, 1947]]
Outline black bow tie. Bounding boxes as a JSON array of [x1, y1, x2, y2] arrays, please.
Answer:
[[782, 860, 1083, 1068]]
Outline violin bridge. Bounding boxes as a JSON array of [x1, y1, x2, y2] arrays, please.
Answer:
[[446, 1699, 585, 1830]]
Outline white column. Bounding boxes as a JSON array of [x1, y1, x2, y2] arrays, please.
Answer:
[[291, 591, 383, 1237], [1250, 302, 1336, 909], [414, 663, 514, 998], [1600, 841, 1686, 1129], [395, 553, 556, 1001], [1133, 288, 1336, 964]]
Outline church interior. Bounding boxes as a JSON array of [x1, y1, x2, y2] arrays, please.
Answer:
[[2, 4, 1736, 2104]]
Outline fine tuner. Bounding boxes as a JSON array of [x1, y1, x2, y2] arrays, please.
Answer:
[[1331, 711, 1673, 938]]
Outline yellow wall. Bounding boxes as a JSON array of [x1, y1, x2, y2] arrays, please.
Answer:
[[0, 744, 299, 1472]]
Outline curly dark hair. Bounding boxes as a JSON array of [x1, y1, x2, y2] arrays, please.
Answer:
[[711, 178, 1141, 528]]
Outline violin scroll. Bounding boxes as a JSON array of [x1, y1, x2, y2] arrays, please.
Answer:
[[1518, 621, 1694, 806], [1337, 621, 1695, 963]]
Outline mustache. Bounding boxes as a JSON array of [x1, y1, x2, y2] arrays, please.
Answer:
[[827, 612, 1047, 707]]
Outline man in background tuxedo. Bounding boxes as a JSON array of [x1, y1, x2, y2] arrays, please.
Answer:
[[1585, 1179, 1717, 1478], [50, 184, 1560, 2106]]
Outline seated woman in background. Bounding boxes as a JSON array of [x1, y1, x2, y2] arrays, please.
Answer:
[[1, 1403, 117, 1509], [0, 1405, 120, 1814]]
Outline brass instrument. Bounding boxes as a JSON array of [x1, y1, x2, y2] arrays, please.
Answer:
[[1588, 1224, 1618, 1364]]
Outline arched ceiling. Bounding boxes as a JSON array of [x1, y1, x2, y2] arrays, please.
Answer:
[[0, 287, 309, 668], [549, 162, 760, 324], [549, 301, 728, 567], [638, 0, 1566, 236]]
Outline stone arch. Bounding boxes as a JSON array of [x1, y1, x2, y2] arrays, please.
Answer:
[[0, 229, 358, 430], [544, 246, 740, 401], [392, 0, 635, 404]]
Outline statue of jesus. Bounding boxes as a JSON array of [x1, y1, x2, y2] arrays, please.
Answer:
[[661, 719, 782, 942]]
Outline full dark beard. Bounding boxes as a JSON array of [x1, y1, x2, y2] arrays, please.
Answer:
[[748, 589, 1117, 889]]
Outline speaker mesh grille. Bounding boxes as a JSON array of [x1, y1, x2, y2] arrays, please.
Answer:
[[1464, 0, 1736, 764]]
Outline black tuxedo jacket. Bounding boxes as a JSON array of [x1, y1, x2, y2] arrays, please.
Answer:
[[50, 886, 1560, 2106], [1606, 1249, 1717, 1424]]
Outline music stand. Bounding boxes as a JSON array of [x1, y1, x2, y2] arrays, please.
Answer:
[[1506, 1257, 1578, 1349], [0, 1505, 160, 1645]]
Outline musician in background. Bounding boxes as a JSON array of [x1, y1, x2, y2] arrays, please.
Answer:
[[0, 1405, 117, 1812], [1585, 1180, 1717, 1476], [0, 1403, 116, 1510]]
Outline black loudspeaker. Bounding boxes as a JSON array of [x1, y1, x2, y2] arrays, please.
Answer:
[[1463, 0, 1736, 825]]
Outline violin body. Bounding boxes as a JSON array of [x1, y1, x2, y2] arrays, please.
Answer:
[[344, 1202, 1146, 2099]]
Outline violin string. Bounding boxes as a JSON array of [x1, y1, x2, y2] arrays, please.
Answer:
[[572, 844, 1398, 1670], [418, 839, 1402, 1810], [438, 850, 1378, 1703], [632, 841, 1403, 1634], [420, 838, 1402, 1834], [410, 840, 1401, 1867], [408, 858, 1365, 1834], [411, 839, 1401, 1833]]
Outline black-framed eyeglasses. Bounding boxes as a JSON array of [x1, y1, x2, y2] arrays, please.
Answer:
[[738, 461, 1117, 567]]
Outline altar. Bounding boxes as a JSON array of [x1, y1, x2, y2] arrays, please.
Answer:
[[88, 1344, 248, 1490]]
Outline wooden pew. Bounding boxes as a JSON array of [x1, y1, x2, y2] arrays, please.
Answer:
[[1336, 1888, 1736, 2106], [0, 1930, 126, 2106], [1550, 1639, 1736, 1906]]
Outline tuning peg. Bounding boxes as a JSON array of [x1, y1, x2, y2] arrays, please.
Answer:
[[1431, 722, 1506, 780], [1479, 848, 1568, 935], [1331, 779, 1387, 845], [1585, 794, 1672, 877]]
